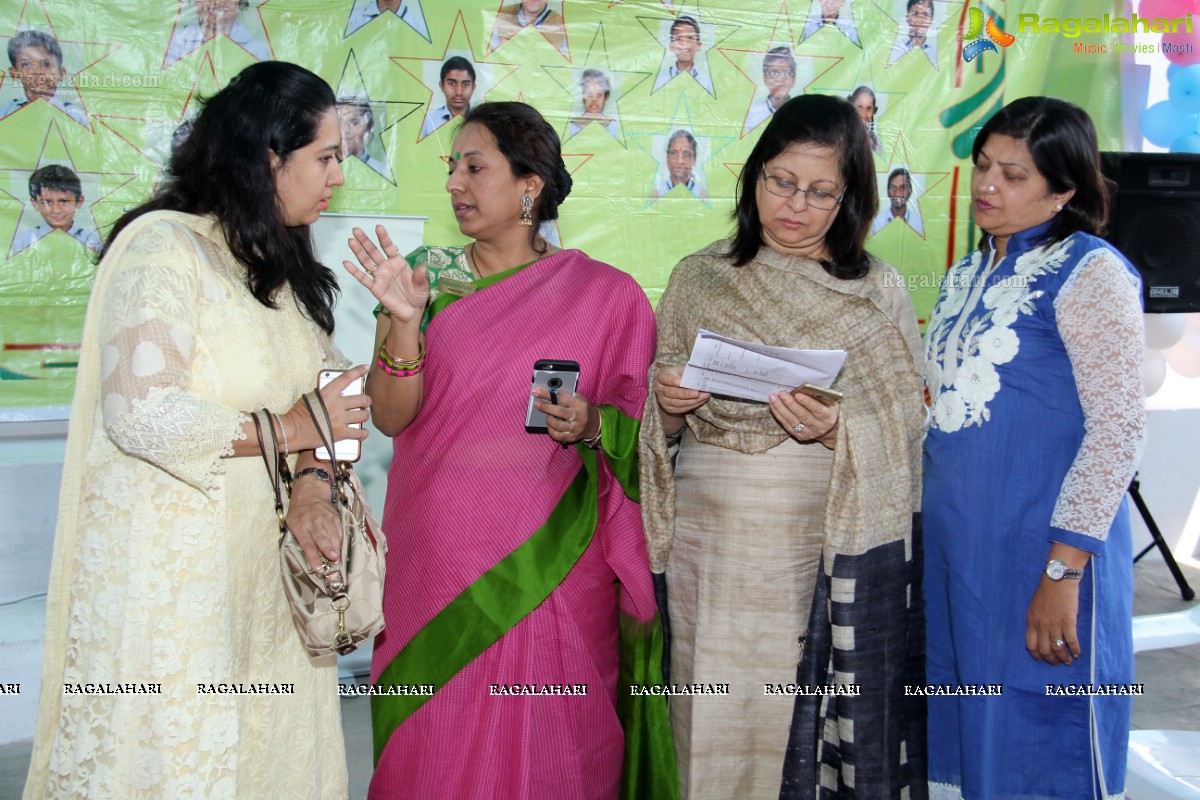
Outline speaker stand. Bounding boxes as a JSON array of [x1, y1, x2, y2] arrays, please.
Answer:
[[1130, 474, 1195, 601]]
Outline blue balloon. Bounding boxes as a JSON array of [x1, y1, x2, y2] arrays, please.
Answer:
[[1142, 101, 1198, 147], [1170, 133, 1200, 153], [1168, 63, 1182, 81], [1168, 65, 1200, 115]]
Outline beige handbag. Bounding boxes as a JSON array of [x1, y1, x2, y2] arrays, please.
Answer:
[[252, 391, 386, 657]]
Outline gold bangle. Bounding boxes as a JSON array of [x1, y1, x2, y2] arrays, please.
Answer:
[[378, 340, 425, 370]]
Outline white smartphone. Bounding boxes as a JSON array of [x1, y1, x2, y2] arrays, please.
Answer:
[[315, 369, 365, 462], [525, 360, 580, 434]]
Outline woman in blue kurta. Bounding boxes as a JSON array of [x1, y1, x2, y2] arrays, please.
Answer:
[[923, 97, 1145, 800]]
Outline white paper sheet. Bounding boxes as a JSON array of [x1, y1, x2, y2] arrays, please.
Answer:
[[679, 329, 847, 402]]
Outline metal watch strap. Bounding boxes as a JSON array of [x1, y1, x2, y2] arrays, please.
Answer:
[[293, 466, 336, 503], [1045, 558, 1084, 581]]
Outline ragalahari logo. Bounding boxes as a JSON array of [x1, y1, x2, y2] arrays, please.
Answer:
[[963, 7, 1016, 62]]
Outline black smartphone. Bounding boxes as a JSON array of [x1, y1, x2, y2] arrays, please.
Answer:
[[525, 360, 580, 433]]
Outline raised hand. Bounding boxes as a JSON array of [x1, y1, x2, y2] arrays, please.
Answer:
[[343, 225, 430, 326]]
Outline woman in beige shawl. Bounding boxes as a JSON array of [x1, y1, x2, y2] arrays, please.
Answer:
[[639, 94, 927, 799]]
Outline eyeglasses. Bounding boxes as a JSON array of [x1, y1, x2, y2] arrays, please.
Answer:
[[760, 168, 843, 209], [764, 70, 796, 79], [907, 7, 933, 19], [670, 35, 701, 44]]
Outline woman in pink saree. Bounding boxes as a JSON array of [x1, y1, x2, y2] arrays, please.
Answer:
[[343, 102, 677, 799]]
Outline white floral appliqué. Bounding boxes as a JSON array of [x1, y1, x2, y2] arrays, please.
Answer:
[[926, 239, 1073, 432]]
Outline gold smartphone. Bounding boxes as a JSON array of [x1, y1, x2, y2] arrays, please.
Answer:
[[793, 382, 844, 406]]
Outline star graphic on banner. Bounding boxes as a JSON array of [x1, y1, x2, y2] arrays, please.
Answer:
[[334, 51, 424, 185], [798, 0, 861, 48], [92, 55, 221, 186], [392, 11, 520, 144], [1, 119, 136, 258], [639, 0, 733, 97], [542, 25, 651, 147], [342, 0, 431, 41], [0, 1, 119, 129], [868, 134, 949, 239], [630, 95, 733, 206], [718, 4, 840, 137], [162, 0, 272, 71], [486, 1, 571, 60]]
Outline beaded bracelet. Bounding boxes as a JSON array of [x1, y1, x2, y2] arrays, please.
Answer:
[[376, 355, 424, 378]]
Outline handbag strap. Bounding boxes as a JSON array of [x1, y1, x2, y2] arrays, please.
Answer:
[[301, 390, 347, 506], [251, 409, 290, 536]]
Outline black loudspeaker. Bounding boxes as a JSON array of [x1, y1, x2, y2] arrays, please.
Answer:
[[1101, 152, 1200, 313]]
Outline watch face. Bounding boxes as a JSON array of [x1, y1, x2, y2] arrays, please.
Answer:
[[1046, 560, 1066, 580]]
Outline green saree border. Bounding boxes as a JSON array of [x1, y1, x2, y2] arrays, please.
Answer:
[[599, 404, 641, 503], [371, 447, 599, 763]]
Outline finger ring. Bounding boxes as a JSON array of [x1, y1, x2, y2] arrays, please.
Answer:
[[794, 423, 805, 433], [570, 411, 578, 422], [1053, 638, 1065, 647], [365, 264, 377, 276]]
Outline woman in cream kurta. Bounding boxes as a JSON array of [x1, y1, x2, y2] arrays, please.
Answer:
[[24, 211, 348, 799]]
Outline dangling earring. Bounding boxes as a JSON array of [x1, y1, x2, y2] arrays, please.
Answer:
[[519, 195, 534, 227]]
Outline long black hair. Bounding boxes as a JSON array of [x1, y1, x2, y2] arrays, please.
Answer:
[[972, 96, 1109, 247], [728, 94, 877, 279], [102, 61, 340, 334], [458, 101, 573, 251]]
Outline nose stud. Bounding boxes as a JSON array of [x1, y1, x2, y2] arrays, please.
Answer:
[[987, 184, 996, 193]]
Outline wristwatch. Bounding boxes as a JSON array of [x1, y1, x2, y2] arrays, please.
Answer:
[[1045, 559, 1084, 581], [294, 467, 336, 502]]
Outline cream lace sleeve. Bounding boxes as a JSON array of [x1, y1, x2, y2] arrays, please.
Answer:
[[97, 221, 248, 492], [1050, 247, 1146, 544]]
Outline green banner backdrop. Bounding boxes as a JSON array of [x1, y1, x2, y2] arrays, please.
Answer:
[[0, 0, 1124, 408]]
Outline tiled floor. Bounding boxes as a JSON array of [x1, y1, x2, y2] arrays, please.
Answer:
[[3, 558, 1196, 799]]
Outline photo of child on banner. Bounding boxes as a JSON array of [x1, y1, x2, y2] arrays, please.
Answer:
[[801, 0, 860, 46], [345, 0, 429, 39], [650, 128, 708, 201], [9, 163, 102, 255], [490, 0, 568, 56], [848, 84, 884, 154], [1, 29, 88, 125], [420, 54, 477, 139], [567, 67, 619, 140], [337, 94, 392, 180], [870, 165, 924, 236], [888, 0, 939, 66], [653, 14, 714, 93], [744, 46, 797, 134], [164, 0, 270, 66]]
